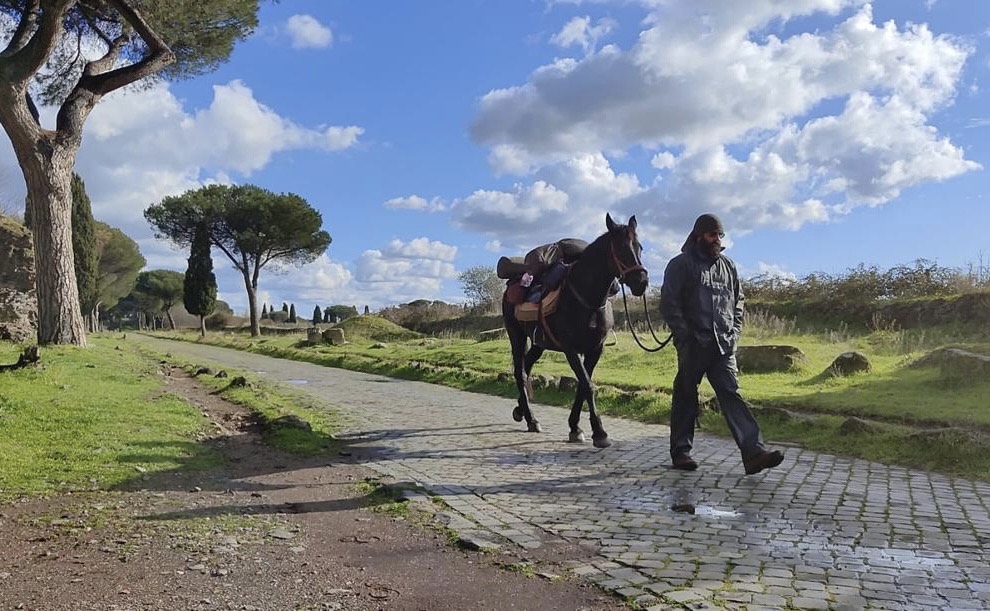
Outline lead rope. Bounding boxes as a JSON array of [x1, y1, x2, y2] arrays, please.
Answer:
[[619, 283, 672, 352]]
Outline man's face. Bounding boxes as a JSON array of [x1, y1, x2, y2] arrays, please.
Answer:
[[698, 230, 723, 257]]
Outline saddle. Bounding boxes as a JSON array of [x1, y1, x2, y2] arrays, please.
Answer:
[[513, 287, 562, 322]]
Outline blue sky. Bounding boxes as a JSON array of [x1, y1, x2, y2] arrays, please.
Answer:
[[2, 0, 988, 314]]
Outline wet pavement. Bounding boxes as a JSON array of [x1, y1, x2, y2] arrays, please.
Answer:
[[140, 337, 990, 610]]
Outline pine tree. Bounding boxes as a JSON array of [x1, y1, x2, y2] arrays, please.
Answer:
[[183, 224, 217, 337], [71, 173, 99, 331], [288, 303, 297, 323], [312, 305, 322, 325]]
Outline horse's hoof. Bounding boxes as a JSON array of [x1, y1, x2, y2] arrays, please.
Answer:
[[527, 421, 542, 433], [568, 430, 586, 443], [592, 435, 612, 449], [512, 407, 524, 422]]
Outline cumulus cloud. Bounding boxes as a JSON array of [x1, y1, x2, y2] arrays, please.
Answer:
[[285, 15, 333, 49], [550, 16, 616, 54], [383, 195, 447, 212], [462, 1, 978, 258], [451, 153, 644, 250], [344, 237, 461, 305], [474, 3, 970, 159]]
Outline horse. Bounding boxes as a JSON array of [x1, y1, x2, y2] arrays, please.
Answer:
[[502, 213, 649, 448]]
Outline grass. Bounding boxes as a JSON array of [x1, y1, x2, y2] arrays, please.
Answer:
[[148, 315, 990, 480], [0, 337, 222, 499]]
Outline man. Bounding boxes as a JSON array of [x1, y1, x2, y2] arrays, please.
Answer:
[[660, 213, 784, 475]]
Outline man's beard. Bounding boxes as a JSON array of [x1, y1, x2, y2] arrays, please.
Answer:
[[698, 239, 721, 258]]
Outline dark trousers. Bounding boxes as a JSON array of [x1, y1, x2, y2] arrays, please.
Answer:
[[670, 340, 765, 460]]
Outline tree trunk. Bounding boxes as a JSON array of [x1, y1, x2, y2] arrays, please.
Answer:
[[164, 308, 175, 330], [199, 315, 206, 337], [23, 154, 87, 346], [242, 270, 259, 337]]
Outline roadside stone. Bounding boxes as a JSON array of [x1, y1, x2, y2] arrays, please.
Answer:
[[268, 529, 296, 540], [826, 351, 872, 376], [737, 345, 806, 373], [839, 416, 879, 435]]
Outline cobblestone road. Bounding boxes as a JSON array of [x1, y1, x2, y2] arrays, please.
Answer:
[[141, 337, 990, 610]]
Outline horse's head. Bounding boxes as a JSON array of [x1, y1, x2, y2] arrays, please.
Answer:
[[605, 213, 649, 296]]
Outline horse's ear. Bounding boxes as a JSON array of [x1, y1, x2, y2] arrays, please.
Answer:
[[606, 213, 616, 232], [629, 215, 637, 231]]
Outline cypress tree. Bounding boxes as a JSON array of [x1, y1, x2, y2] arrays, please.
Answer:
[[282, 302, 288, 313], [288, 303, 297, 323], [71, 173, 99, 330], [261, 303, 268, 318], [312, 305, 321, 325], [183, 224, 217, 337]]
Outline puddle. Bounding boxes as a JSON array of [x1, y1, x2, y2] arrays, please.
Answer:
[[671, 503, 742, 519], [287, 379, 309, 385]]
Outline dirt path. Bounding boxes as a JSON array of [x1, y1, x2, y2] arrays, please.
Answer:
[[0, 369, 624, 611]]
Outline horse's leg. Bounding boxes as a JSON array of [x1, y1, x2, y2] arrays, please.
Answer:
[[563, 350, 593, 444], [582, 345, 611, 448], [507, 324, 541, 433], [566, 376, 586, 443], [523, 345, 544, 402]]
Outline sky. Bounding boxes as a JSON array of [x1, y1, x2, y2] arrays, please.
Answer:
[[1, 0, 989, 315]]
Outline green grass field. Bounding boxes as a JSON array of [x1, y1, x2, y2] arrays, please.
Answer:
[[0, 338, 341, 500], [0, 338, 221, 498]]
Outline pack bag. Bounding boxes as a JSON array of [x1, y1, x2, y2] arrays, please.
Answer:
[[505, 280, 526, 305]]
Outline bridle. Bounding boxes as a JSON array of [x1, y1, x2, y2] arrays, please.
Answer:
[[608, 227, 646, 287], [609, 228, 672, 353]]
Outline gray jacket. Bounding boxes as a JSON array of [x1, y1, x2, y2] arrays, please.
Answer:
[[660, 245, 744, 355]]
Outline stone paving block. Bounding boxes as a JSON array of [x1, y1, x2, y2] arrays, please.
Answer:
[[790, 596, 830, 609]]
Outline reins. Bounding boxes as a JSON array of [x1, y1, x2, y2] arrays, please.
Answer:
[[619, 281, 672, 353]]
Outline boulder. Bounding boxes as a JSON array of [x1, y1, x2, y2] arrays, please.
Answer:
[[0, 216, 37, 342], [827, 351, 872, 376], [306, 328, 322, 345], [736, 345, 806, 373], [557, 376, 578, 392], [937, 349, 990, 384], [322, 327, 346, 345], [839, 416, 879, 435]]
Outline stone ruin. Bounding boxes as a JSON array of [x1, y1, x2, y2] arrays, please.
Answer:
[[0, 216, 37, 342]]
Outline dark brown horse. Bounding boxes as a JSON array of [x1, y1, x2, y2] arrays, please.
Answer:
[[502, 213, 649, 448]]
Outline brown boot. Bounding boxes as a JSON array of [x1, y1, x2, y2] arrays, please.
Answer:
[[672, 454, 699, 471], [743, 449, 784, 475]]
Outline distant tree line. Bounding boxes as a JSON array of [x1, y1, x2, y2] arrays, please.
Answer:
[[258, 303, 359, 325], [745, 258, 990, 303]]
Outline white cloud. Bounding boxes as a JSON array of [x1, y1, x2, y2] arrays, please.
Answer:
[[754, 262, 798, 281], [285, 15, 333, 49], [383, 195, 447, 212], [550, 16, 617, 54], [383, 237, 458, 262], [459, 0, 979, 262], [473, 3, 970, 159], [347, 237, 461, 305], [451, 153, 644, 250]]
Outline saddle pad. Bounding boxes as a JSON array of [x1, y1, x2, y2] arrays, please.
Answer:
[[514, 288, 561, 322]]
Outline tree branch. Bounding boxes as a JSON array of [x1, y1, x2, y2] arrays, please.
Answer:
[[0, 0, 40, 58], [0, 0, 74, 85], [80, 0, 175, 96]]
